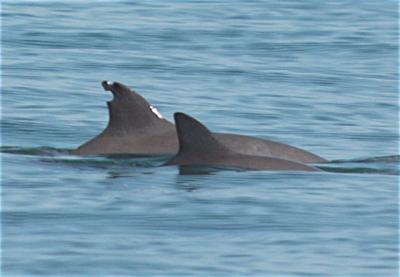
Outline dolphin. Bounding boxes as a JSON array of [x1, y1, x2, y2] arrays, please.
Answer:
[[72, 81, 327, 163], [72, 81, 177, 155], [165, 113, 320, 172]]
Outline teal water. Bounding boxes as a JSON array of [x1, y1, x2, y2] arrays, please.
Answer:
[[1, 1, 399, 276]]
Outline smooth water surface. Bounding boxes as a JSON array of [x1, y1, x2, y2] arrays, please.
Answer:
[[2, 1, 399, 276]]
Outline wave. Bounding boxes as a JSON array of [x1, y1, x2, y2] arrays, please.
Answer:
[[1, 146, 398, 175], [0, 146, 70, 156], [331, 155, 400, 164], [318, 155, 399, 175], [0, 146, 170, 168]]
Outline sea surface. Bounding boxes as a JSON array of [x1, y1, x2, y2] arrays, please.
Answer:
[[1, 0, 399, 276]]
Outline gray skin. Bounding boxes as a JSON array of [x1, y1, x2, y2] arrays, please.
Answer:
[[72, 81, 327, 163], [165, 113, 320, 172]]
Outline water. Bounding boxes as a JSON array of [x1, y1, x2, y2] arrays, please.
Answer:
[[1, 0, 399, 276]]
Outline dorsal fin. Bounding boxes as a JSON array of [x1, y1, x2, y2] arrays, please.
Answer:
[[103, 81, 173, 134], [172, 112, 232, 160]]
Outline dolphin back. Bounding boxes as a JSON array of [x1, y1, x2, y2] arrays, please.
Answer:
[[166, 113, 320, 172]]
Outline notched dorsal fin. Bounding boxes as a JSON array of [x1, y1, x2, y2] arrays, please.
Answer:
[[173, 112, 231, 158]]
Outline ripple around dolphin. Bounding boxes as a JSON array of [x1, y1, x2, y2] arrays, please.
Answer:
[[333, 155, 400, 163], [0, 146, 171, 168], [1, 146, 398, 175], [0, 146, 70, 156], [316, 155, 400, 175]]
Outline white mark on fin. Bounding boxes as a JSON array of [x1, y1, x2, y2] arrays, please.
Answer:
[[107, 81, 113, 85], [150, 105, 164, 119]]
